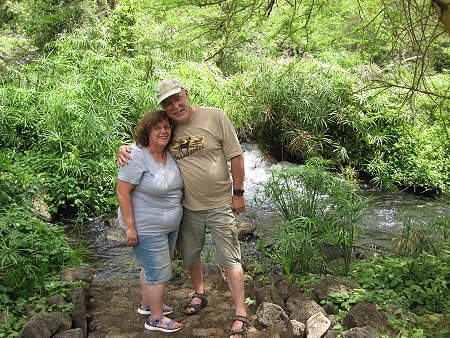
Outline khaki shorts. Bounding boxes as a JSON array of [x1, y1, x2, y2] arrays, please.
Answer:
[[177, 205, 241, 269]]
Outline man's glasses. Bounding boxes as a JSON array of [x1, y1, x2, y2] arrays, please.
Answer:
[[161, 93, 184, 108]]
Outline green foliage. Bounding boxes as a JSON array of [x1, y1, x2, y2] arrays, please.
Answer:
[[0, 277, 82, 337], [272, 217, 326, 274], [0, 165, 85, 336], [0, 30, 159, 219], [224, 60, 362, 164], [0, 206, 84, 296], [0, 154, 37, 209], [293, 273, 322, 294], [257, 160, 366, 275], [350, 254, 450, 315], [321, 288, 369, 318], [106, 1, 137, 56], [321, 249, 450, 337], [347, 253, 450, 337], [394, 216, 450, 259]]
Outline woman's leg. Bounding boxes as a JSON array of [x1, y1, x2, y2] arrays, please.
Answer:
[[142, 281, 165, 320], [134, 232, 182, 330]]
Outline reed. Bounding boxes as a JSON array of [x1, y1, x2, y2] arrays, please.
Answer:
[[258, 159, 366, 275]]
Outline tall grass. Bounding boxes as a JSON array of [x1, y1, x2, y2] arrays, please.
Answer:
[[395, 216, 450, 259], [256, 158, 367, 275]]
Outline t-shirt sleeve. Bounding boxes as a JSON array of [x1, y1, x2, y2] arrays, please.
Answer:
[[118, 145, 147, 185], [219, 110, 243, 159]]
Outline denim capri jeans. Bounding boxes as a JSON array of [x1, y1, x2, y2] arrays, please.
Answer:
[[132, 229, 178, 284]]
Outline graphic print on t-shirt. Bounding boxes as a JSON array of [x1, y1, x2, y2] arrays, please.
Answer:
[[169, 135, 205, 160]]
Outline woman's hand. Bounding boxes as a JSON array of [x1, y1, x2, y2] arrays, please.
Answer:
[[125, 227, 138, 247]]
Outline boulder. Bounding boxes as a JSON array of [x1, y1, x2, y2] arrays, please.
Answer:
[[343, 303, 397, 337], [256, 302, 289, 329], [289, 300, 327, 325], [313, 275, 360, 302], [306, 312, 331, 338]]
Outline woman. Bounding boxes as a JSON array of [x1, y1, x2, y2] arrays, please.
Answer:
[[117, 109, 183, 333]]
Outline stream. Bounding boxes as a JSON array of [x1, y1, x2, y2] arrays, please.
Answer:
[[81, 142, 449, 281]]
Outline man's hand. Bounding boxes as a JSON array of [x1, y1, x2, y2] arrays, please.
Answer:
[[117, 145, 132, 167], [232, 195, 245, 215]]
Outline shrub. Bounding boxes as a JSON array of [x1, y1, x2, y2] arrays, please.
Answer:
[[257, 159, 367, 275]]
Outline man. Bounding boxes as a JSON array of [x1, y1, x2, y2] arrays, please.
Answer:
[[117, 79, 248, 337]]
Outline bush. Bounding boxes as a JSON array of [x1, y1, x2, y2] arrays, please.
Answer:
[[257, 159, 367, 275]]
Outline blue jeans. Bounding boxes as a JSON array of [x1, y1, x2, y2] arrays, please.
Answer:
[[132, 229, 178, 284]]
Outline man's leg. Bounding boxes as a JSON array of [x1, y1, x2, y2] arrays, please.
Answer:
[[225, 266, 247, 337], [225, 266, 246, 315], [179, 208, 207, 314], [189, 261, 205, 294], [184, 261, 206, 314], [205, 205, 248, 336]]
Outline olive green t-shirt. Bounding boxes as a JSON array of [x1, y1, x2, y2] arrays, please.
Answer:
[[168, 106, 243, 211]]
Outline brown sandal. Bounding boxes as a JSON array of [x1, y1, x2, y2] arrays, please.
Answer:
[[229, 315, 249, 337], [183, 292, 208, 315]]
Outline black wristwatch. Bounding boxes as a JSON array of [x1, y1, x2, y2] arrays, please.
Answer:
[[233, 188, 245, 196]]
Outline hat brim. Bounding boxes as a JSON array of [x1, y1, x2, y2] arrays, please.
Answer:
[[157, 87, 182, 104]]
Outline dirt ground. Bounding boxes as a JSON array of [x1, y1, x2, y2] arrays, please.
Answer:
[[87, 268, 282, 338]]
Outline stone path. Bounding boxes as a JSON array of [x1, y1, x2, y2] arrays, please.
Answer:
[[87, 267, 282, 338]]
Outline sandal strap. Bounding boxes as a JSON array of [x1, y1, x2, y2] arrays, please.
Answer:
[[150, 314, 165, 325], [229, 315, 249, 337], [151, 315, 177, 329], [184, 302, 202, 311], [232, 315, 249, 324], [191, 292, 207, 301]]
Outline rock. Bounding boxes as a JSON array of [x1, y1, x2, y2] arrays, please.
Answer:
[[236, 221, 256, 240], [289, 300, 327, 325], [323, 330, 338, 338], [61, 266, 96, 301], [203, 263, 228, 291], [32, 196, 51, 221], [70, 288, 87, 338], [19, 314, 55, 338], [282, 319, 306, 337], [343, 303, 397, 337], [53, 328, 84, 338], [285, 293, 313, 314], [45, 312, 72, 332], [46, 294, 68, 306], [306, 312, 331, 338], [255, 285, 285, 309], [313, 276, 360, 302], [256, 302, 289, 328], [0, 309, 6, 326], [341, 327, 379, 338], [276, 279, 302, 304]]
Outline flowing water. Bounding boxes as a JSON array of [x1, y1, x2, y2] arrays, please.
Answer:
[[82, 142, 449, 281]]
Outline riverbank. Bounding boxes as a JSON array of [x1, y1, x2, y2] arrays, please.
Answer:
[[86, 262, 401, 338], [87, 270, 283, 337]]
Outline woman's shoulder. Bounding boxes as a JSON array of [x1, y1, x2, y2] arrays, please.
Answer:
[[130, 143, 145, 155], [125, 144, 146, 165]]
